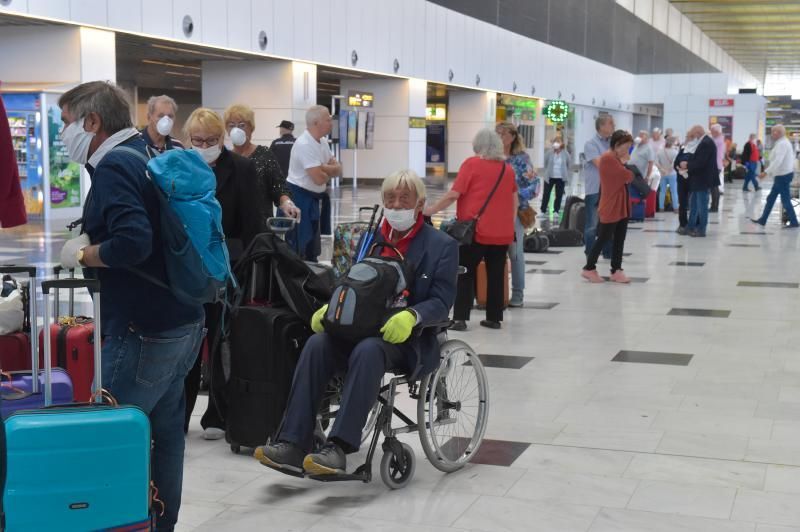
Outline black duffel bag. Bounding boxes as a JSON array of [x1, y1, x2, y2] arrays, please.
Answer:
[[543, 228, 584, 247]]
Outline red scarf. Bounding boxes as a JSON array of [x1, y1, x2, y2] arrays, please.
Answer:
[[379, 213, 424, 257]]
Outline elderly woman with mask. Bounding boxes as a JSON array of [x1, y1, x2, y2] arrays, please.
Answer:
[[182, 107, 262, 440], [540, 136, 571, 217], [224, 104, 300, 228]]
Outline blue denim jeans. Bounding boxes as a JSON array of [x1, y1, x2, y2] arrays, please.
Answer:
[[102, 319, 205, 532], [508, 216, 525, 304], [583, 193, 611, 257], [687, 189, 710, 235], [743, 161, 760, 191], [758, 173, 798, 226], [658, 173, 679, 210]]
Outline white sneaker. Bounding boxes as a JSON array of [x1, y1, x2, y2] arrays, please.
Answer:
[[203, 427, 225, 440]]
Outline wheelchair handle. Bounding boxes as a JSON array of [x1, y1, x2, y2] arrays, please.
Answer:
[[266, 217, 297, 235]]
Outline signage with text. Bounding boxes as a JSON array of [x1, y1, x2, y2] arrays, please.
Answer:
[[347, 91, 374, 108], [709, 99, 734, 108]]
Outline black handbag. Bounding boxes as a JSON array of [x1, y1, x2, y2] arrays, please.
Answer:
[[445, 163, 507, 245]]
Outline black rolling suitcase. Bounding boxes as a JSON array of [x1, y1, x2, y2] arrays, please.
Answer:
[[225, 305, 310, 454]]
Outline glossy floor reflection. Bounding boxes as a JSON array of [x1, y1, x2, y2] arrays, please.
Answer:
[[4, 182, 800, 531]]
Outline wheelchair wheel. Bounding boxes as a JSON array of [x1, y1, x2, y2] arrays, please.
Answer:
[[417, 339, 489, 473], [380, 442, 415, 489]]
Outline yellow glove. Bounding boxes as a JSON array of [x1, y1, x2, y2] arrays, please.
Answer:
[[311, 304, 328, 333], [380, 310, 416, 344]]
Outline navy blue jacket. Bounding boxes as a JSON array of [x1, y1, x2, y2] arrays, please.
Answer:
[[687, 136, 719, 192], [82, 136, 204, 336], [374, 223, 459, 377]]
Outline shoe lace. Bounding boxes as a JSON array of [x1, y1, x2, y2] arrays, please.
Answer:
[[319, 443, 341, 457]]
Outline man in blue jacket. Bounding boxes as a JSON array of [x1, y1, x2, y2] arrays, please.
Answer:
[[679, 125, 718, 237], [256, 169, 458, 476], [57, 81, 205, 531]]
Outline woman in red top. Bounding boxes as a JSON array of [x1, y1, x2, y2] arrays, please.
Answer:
[[424, 128, 517, 330], [582, 130, 634, 284]]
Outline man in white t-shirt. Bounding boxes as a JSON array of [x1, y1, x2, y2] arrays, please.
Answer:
[[286, 105, 342, 260]]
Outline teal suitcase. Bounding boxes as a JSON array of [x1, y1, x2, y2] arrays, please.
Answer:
[[2, 278, 153, 531]]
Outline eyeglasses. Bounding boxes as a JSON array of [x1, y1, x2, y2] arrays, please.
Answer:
[[190, 136, 220, 148], [226, 122, 248, 130]]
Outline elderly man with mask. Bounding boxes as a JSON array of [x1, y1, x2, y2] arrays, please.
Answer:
[[57, 81, 205, 531], [751, 124, 799, 229], [678, 125, 718, 237], [140, 94, 184, 153], [256, 169, 458, 476]]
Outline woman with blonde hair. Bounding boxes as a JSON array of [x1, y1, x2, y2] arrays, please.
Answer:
[[424, 128, 517, 330], [223, 104, 299, 227], [182, 107, 261, 440], [496, 121, 537, 307]]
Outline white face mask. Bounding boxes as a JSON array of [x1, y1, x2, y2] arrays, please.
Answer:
[[552, 142, 561, 150], [634, 137, 642, 145], [60, 118, 95, 165], [384, 208, 417, 232], [156, 115, 174, 136], [229, 127, 247, 147], [194, 145, 221, 164]]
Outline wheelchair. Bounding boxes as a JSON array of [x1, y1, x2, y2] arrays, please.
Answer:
[[309, 321, 489, 489]]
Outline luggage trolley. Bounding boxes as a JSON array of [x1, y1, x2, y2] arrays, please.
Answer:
[[310, 321, 490, 489]]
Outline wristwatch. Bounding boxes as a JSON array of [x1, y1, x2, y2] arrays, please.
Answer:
[[76, 247, 86, 267]]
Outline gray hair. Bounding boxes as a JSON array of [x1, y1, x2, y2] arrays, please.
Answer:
[[381, 169, 426, 201], [772, 124, 786, 137], [710, 123, 722, 134], [58, 81, 133, 135], [147, 94, 178, 117], [306, 105, 330, 127], [595, 114, 613, 131], [472, 128, 505, 161]]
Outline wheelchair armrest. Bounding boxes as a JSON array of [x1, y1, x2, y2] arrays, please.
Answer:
[[411, 320, 453, 337]]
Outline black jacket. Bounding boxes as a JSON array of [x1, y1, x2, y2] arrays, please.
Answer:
[[269, 134, 296, 178], [213, 147, 262, 260], [687, 136, 719, 192]]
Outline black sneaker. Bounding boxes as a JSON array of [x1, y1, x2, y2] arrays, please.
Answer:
[[750, 218, 766, 226], [480, 320, 501, 330], [303, 442, 346, 475], [449, 320, 467, 331], [676, 227, 687, 235], [254, 441, 305, 477]]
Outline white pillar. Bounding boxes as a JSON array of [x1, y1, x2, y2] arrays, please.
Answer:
[[533, 99, 546, 169], [337, 78, 426, 183], [202, 60, 316, 146], [447, 90, 497, 175]]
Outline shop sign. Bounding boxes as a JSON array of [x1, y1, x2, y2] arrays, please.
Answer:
[[709, 98, 734, 107], [347, 91, 374, 108], [408, 117, 426, 128]]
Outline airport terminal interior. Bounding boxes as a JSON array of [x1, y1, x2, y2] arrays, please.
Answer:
[[3, 1, 800, 531]]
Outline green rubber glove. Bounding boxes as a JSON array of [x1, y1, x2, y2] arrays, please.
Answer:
[[311, 304, 328, 333], [380, 310, 416, 344]]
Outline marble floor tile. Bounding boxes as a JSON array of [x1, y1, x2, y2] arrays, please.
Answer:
[[732, 490, 800, 527], [656, 431, 750, 461], [505, 469, 639, 508], [353, 488, 479, 526], [512, 444, 635, 476], [554, 404, 658, 429], [589, 508, 756, 532], [626, 479, 737, 519], [452, 495, 599, 532], [552, 426, 665, 452], [651, 411, 773, 439], [623, 453, 766, 490], [305, 516, 468, 532], [745, 438, 800, 467], [192, 505, 322, 531], [180, 467, 263, 503], [764, 465, 800, 494], [756, 525, 800, 532]]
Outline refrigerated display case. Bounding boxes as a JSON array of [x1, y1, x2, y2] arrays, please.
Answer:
[[1, 92, 83, 220]]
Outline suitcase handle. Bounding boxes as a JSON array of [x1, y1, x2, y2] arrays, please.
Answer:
[[41, 279, 102, 406], [0, 265, 40, 393], [52, 266, 76, 317], [41, 279, 100, 294]]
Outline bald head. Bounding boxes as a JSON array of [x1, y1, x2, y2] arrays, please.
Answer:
[[771, 124, 786, 141]]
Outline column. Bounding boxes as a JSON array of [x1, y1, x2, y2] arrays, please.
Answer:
[[446, 90, 497, 175], [202, 60, 316, 146], [338, 77, 426, 184]]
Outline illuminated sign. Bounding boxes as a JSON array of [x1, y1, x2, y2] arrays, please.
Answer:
[[348, 91, 374, 108], [425, 105, 447, 121], [709, 99, 734, 107], [408, 117, 426, 128], [543, 100, 569, 123]]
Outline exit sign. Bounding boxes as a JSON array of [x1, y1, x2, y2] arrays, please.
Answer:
[[709, 99, 734, 107]]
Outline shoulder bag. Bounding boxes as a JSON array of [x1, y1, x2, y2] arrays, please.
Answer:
[[445, 163, 506, 245]]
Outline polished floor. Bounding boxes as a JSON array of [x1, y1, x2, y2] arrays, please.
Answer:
[[3, 180, 800, 531]]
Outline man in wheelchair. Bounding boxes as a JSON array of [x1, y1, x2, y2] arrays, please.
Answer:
[[255, 169, 458, 477]]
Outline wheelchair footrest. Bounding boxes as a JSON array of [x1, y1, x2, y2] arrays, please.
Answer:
[[308, 472, 369, 483]]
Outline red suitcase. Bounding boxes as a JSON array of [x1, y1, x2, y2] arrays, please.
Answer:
[[645, 190, 657, 218], [0, 266, 38, 372], [37, 267, 96, 402]]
